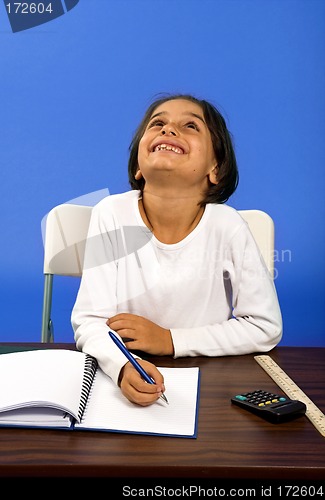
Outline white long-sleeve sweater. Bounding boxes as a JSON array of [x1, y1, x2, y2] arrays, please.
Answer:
[[71, 190, 282, 385]]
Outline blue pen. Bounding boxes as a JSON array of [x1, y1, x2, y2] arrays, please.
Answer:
[[109, 331, 169, 404]]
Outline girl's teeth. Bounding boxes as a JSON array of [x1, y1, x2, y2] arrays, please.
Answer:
[[154, 144, 182, 154]]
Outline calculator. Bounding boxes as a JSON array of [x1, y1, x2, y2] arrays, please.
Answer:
[[231, 389, 306, 423]]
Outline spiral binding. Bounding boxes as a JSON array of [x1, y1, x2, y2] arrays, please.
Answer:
[[78, 354, 98, 422]]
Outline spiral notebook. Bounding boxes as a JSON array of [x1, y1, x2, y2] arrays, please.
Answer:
[[0, 349, 200, 438]]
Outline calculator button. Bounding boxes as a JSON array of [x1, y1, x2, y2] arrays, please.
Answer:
[[235, 395, 247, 401]]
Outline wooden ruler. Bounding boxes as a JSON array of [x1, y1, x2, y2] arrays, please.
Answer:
[[254, 355, 325, 437]]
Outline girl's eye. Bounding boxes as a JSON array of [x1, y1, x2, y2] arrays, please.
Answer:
[[148, 119, 165, 128], [186, 122, 199, 131]]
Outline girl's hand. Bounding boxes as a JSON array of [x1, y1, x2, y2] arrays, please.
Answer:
[[107, 313, 174, 356], [118, 360, 166, 407]]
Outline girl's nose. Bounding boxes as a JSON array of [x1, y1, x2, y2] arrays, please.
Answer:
[[161, 125, 177, 136]]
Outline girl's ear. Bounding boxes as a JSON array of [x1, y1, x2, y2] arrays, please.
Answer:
[[208, 166, 218, 185], [135, 169, 143, 180]]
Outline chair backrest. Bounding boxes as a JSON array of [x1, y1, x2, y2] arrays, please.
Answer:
[[43, 203, 93, 276], [41, 204, 274, 342], [41, 204, 93, 342], [238, 209, 274, 277]]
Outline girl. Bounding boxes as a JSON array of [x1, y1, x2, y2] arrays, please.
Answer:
[[71, 94, 282, 406]]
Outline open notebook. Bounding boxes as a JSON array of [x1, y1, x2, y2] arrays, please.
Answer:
[[0, 349, 200, 438]]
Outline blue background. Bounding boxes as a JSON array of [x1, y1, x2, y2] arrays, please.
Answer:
[[0, 0, 324, 345]]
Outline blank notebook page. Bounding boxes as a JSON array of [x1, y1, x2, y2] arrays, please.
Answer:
[[0, 349, 86, 420], [75, 366, 200, 437]]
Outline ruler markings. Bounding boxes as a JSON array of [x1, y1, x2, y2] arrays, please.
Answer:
[[254, 355, 325, 437]]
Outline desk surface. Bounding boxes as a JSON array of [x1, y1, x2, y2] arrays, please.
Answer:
[[0, 344, 324, 479]]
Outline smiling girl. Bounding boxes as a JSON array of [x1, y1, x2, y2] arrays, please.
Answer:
[[71, 94, 282, 406]]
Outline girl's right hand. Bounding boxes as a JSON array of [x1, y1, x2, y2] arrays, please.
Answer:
[[118, 360, 166, 406]]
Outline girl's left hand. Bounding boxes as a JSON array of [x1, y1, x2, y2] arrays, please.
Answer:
[[107, 313, 174, 356]]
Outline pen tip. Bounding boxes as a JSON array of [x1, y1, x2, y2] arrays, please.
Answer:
[[161, 394, 169, 404]]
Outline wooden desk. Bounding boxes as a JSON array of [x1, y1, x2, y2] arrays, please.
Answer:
[[0, 344, 324, 480]]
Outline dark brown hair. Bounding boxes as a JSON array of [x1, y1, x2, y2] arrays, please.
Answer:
[[128, 93, 239, 205]]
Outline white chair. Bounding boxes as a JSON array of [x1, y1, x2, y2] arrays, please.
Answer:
[[41, 204, 274, 342], [239, 209, 274, 278], [41, 204, 93, 342]]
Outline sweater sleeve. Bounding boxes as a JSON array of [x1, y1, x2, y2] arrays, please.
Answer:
[[71, 203, 137, 386], [170, 223, 283, 358]]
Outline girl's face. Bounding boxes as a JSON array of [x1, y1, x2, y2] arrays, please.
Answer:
[[137, 99, 217, 192]]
